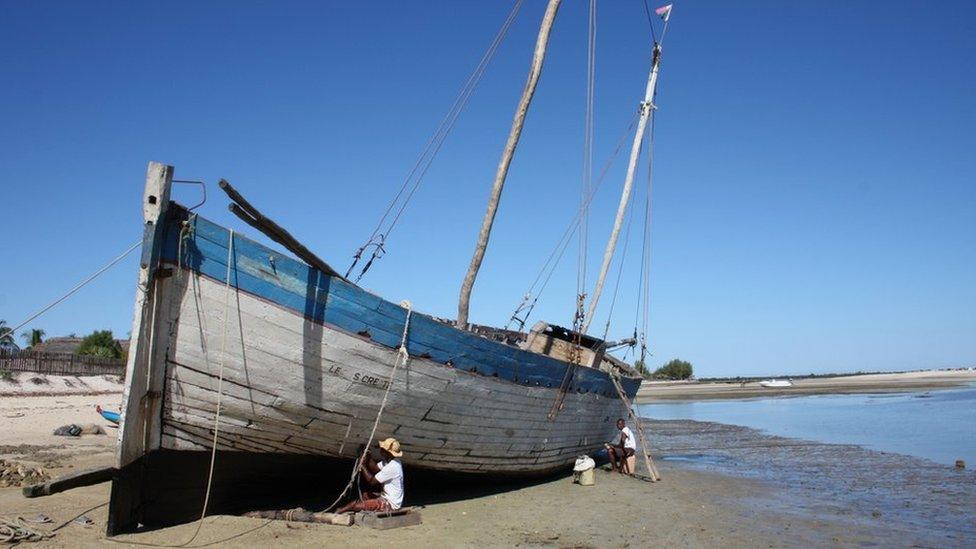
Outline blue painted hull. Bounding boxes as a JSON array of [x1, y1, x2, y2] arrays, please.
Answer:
[[161, 207, 642, 401]]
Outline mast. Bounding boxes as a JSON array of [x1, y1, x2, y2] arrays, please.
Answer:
[[457, 0, 562, 329], [582, 41, 663, 334]]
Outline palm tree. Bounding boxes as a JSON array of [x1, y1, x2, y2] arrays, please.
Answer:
[[0, 320, 18, 351], [21, 328, 45, 349]]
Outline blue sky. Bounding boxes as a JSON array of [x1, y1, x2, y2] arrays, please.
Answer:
[[1, 1, 973, 377]]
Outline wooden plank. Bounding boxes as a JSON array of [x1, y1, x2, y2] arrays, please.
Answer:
[[152, 270, 624, 474], [355, 509, 422, 530], [109, 161, 174, 537], [116, 161, 174, 468]]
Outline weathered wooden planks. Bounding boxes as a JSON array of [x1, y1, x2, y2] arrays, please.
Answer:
[[153, 272, 627, 474], [159, 210, 640, 398]]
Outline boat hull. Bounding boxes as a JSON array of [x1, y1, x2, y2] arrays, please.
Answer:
[[160, 271, 630, 474], [108, 164, 641, 533]]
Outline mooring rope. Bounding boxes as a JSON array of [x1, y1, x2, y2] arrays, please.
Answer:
[[323, 300, 413, 513], [186, 230, 235, 544], [6, 239, 142, 336]]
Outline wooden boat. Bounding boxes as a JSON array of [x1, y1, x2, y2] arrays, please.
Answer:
[[108, 0, 672, 534]]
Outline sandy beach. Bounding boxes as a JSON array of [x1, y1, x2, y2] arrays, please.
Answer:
[[637, 369, 976, 402], [2, 388, 973, 547]]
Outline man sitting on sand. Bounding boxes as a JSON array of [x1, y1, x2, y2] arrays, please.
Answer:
[[605, 418, 637, 474], [338, 437, 404, 513]]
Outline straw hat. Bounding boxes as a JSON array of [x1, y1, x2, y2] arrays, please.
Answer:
[[378, 437, 403, 458]]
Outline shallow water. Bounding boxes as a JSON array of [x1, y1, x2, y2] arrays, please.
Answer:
[[643, 418, 976, 546], [639, 385, 976, 466]]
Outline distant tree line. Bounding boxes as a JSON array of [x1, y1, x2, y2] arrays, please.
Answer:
[[0, 320, 123, 359], [633, 357, 694, 380]]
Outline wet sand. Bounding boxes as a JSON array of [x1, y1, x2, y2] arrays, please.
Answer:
[[1, 393, 973, 547], [637, 369, 976, 402]]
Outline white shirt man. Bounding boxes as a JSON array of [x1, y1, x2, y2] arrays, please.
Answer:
[[605, 418, 637, 474], [337, 437, 406, 513], [375, 458, 404, 510]]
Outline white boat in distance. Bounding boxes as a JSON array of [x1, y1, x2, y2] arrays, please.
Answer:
[[759, 379, 794, 388]]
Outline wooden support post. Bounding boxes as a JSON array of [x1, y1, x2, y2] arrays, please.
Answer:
[[609, 374, 660, 481], [108, 161, 174, 536], [22, 466, 116, 498]]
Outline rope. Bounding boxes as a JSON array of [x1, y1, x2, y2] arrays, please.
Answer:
[[0, 517, 54, 543], [506, 113, 638, 331], [6, 239, 141, 336], [576, 0, 597, 314], [176, 214, 198, 281], [641, 0, 658, 43], [637, 118, 656, 364], [347, 0, 525, 280], [601, 186, 637, 340], [323, 300, 413, 512]]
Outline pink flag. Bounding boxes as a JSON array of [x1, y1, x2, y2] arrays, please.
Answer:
[[655, 4, 673, 22]]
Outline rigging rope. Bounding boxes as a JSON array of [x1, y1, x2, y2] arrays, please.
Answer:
[[576, 0, 597, 331], [6, 239, 142, 337], [347, 0, 525, 281], [178, 229, 236, 547], [506, 113, 637, 331], [633, 116, 656, 367], [601, 185, 637, 341], [641, 0, 658, 44]]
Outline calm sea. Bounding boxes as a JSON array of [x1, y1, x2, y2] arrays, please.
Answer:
[[638, 384, 976, 467]]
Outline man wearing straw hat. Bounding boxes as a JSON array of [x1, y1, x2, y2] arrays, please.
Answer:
[[338, 437, 405, 513]]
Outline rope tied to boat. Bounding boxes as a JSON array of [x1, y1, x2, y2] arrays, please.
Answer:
[[163, 229, 237, 548], [324, 300, 412, 513], [176, 213, 197, 281]]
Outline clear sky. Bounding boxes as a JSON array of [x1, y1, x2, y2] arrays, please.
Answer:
[[1, 1, 973, 378]]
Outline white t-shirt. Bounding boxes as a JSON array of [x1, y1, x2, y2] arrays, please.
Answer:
[[375, 459, 404, 510], [618, 426, 637, 450]]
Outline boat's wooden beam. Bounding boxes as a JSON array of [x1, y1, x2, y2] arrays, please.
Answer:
[[218, 179, 345, 281], [23, 466, 116, 498], [109, 161, 175, 536]]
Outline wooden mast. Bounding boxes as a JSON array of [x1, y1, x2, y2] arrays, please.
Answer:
[[457, 0, 562, 329], [582, 41, 663, 334]]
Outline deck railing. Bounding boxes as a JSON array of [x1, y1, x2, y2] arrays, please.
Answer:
[[0, 349, 125, 376]]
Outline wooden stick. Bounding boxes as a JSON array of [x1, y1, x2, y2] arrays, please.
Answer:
[[457, 0, 562, 328], [218, 179, 345, 280], [610, 375, 660, 481], [23, 466, 116, 498], [242, 509, 353, 526]]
